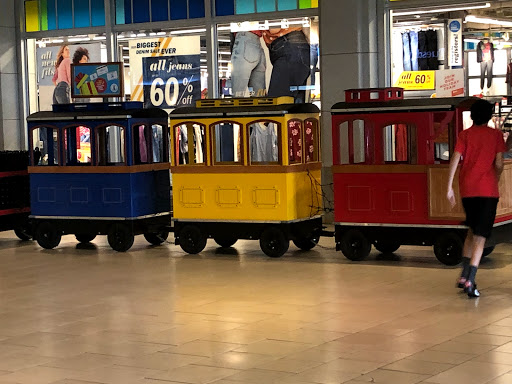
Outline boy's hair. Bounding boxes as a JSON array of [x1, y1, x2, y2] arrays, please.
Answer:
[[470, 99, 494, 126]]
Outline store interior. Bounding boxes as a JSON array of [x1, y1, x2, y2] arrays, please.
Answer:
[[391, 1, 512, 98]]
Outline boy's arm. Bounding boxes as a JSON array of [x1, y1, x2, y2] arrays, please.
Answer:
[[496, 152, 504, 181], [447, 151, 462, 208]]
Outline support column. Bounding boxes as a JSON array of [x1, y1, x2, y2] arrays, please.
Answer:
[[0, 0, 21, 149], [319, 0, 386, 220]]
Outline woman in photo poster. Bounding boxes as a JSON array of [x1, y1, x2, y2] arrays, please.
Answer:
[[52, 45, 72, 104], [263, 27, 311, 103]]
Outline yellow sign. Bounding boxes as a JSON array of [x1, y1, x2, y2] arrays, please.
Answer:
[[394, 71, 435, 90]]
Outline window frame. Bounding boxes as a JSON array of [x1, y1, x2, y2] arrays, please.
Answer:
[[246, 119, 282, 166], [172, 121, 207, 166], [209, 120, 243, 166], [94, 123, 127, 166], [30, 125, 60, 166]]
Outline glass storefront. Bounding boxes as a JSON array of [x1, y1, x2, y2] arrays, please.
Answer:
[[387, 1, 512, 98], [22, 0, 320, 116]]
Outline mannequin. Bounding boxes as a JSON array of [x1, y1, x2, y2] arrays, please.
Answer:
[[477, 38, 495, 95]]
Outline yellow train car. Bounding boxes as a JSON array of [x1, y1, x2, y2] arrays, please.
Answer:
[[169, 97, 323, 257]]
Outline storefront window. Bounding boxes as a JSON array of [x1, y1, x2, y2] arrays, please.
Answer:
[[216, 17, 320, 105], [29, 35, 107, 114]]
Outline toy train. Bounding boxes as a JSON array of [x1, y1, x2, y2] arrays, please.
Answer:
[[18, 88, 511, 265]]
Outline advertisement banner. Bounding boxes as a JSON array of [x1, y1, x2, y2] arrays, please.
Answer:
[[436, 69, 465, 97], [71, 63, 123, 98], [128, 36, 200, 109], [36, 43, 102, 111], [394, 71, 435, 90], [448, 19, 463, 67]]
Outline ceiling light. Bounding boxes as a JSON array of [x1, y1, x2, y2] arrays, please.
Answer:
[[170, 28, 206, 34], [465, 15, 512, 27], [393, 2, 490, 16]]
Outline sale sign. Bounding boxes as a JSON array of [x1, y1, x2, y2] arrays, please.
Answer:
[[142, 55, 200, 109], [394, 71, 435, 90], [129, 36, 200, 109]]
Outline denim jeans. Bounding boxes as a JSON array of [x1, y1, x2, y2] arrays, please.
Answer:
[[409, 31, 418, 71], [402, 32, 411, 71], [268, 30, 311, 103], [231, 32, 266, 97], [53, 81, 70, 104], [481, 61, 493, 89]]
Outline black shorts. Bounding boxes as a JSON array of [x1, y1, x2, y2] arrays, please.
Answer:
[[462, 197, 499, 239]]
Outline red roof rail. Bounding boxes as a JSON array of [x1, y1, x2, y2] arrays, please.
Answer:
[[344, 87, 404, 103]]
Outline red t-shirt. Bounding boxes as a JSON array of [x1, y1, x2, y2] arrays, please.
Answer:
[[454, 125, 506, 198]]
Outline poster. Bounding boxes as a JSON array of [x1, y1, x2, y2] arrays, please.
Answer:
[[36, 43, 101, 111], [448, 19, 463, 67], [142, 56, 200, 109], [128, 36, 200, 109], [71, 63, 123, 98], [394, 71, 435, 90], [436, 69, 465, 97]]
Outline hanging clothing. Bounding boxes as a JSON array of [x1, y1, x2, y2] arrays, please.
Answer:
[[194, 125, 203, 163], [139, 126, 148, 163], [506, 62, 512, 84], [477, 41, 495, 63], [250, 122, 278, 162]]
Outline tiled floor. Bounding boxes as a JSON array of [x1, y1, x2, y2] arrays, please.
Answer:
[[1, 232, 512, 383]]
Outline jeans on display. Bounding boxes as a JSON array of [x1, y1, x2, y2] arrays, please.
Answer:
[[231, 32, 266, 97], [53, 81, 71, 104], [426, 29, 438, 70], [268, 30, 311, 104], [409, 31, 418, 71], [310, 43, 319, 86], [480, 61, 494, 89], [402, 32, 411, 71]]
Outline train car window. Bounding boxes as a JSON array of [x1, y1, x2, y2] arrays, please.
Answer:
[[64, 126, 92, 165], [96, 125, 125, 165], [151, 124, 167, 163], [174, 123, 206, 165], [132, 124, 151, 164], [31, 127, 59, 166], [211, 122, 242, 164], [248, 121, 280, 165], [304, 119, 320, 163], [338, 120, 365, 165], [288, 119, 303, 164], [353, 120, 366, 164], [383, 124, 417, 163]]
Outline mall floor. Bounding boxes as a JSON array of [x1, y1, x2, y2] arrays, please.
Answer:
[[2, 233, 512, 384]]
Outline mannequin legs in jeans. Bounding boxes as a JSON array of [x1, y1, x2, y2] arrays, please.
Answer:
[[231, 32, 266, 97], [267, 30, 310, 103], [53, 81, 71, 104], [480, 61, 493, 91]]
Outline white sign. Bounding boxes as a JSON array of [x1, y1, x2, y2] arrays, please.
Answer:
[[128, 36, 200, 103], [448, 19, 462, 67], [436, 69, 465, 97]]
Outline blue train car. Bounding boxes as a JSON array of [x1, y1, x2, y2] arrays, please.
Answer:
[[27, 102, 171, 251]]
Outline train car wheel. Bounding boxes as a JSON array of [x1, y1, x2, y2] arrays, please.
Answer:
[[260, 227, 289, 258], [340, 229, 371, 261], [293, 235, 320, 251], [179, 225, 207, 254], [434, 232, 463, 265], [374, 241, 400, 254], [14, 226, 32, 241], [214, 237, 238, 248], [107, 224, 134, 252], [482, 246, 495, 258], [75, 234, 96, 243], [35, 222, 62, 250], [144, 230, 169, 246]]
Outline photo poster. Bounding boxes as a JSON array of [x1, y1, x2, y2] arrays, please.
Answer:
[[36, 43, 102, 111], [71, 63, 123, 98], [128, 36, 200, 110]]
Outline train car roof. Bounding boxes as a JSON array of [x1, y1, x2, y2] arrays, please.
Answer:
[[169, 103, 319, 119], [27, 105, 168, 122], [331, 97, 479, 114]]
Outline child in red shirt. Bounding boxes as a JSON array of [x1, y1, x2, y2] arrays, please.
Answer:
[[447, 99, 505, 298]]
